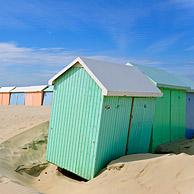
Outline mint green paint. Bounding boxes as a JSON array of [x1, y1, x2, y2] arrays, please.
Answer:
[[151, 88, 171, 152], [171, 90, 186, 141], [46, 66, 158, 180], [46, 67, 103, 180], [94, 96, 132, 175], [127, 98, 156, 154], [151, 88, 186, 152]]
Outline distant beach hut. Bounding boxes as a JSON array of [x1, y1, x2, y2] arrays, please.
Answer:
[[43, 85, 54, 106], [46, 57, 161, 180], [10, 87, 25, 105], [24, 85, 47, 106], [178, 76, 194, 139], [134, 65, 189, 151], [0, 87, 15, 105]]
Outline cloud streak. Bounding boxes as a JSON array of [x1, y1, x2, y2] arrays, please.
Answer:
[[0, 42, 193, 86], [0, 42, 77, 67], [146, 35, 182, 53]]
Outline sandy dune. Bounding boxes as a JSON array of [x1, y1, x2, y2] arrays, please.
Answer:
[[0, 106, 50, 143], [33, 153, 194, 194], [1, 106, 194, 194]]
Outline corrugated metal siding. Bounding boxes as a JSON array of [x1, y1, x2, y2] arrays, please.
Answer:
[[94, 96, 132, 175], [151, 88, 186, 151], [151, 88, 171, 152], [171, 90, 186, 141], [46, 67, 103, 180], [127, 97, 156, 154], [43, 92, 53, 106], [10, 93, 25, 105], [186, 93, 194, 138]]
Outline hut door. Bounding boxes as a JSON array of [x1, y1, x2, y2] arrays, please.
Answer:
[[126, 98, 156, 154], [151, 88, 171, 152], [170, 90, 186, 141], [186, 93, 194, 138]]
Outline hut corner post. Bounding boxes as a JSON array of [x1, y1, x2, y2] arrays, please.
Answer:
[[125, 97, 135, 155]]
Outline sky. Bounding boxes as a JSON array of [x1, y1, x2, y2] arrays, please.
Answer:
[[0, 0, 194, 86]]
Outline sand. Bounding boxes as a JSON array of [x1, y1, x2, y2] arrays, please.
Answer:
[[1, 106, 194, 194], [32, 153, 194, 194], [0, 106, 50, 194], [0, 106, 50, 143]]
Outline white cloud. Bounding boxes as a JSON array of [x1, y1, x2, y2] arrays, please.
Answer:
[[0, 42, 77, 67], [0, 42, 193, 86]]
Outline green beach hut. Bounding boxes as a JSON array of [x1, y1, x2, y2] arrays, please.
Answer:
[[46, 57, 161, 180], [134, 65, 189, 152]]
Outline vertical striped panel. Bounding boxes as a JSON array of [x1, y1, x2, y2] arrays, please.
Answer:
[[171, 90, 186, 141], [151, 88, 171, 152], [0, 94, 2, 105], [43, 92, 53, 106], [0, 93, 10, 105], [185, 93, 194, 138], [25, 92, 43, 106], [46, 67, 103, 180], [25, 93, 33, 106], [127, 97, 156, 154], [10, 93, 25, 105], [94, 96, 132, 176]]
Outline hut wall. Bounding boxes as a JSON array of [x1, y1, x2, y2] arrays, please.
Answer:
[[171, 90, 186, 141], [0, 93, 2, 105], [186, 93, 194, 138], [0, 93, 10, 105], [151, 88, 171, 152], [127, 97, 156, 154], [151, 88, 186, 152], [46, 67, 104, 180], [94, 96, 132, 176], [43, 92, 53, 106], [10, 93, 25, 105], [25, 92, 43, 106]]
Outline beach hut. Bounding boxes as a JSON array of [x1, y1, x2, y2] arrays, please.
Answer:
[[46, 57, 161, 180], [177, 76, 194, 139], [134, 65, 189, 152], [43, 86, 54, 106], [0, 87, 15, 105], [10, 87, 25, 105], [24, 85, 47, 106]]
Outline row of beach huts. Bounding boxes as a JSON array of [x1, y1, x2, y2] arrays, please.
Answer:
[[2, 57, 194, 180], [45, 57, 194, 180], [0, 85, 53, 106]]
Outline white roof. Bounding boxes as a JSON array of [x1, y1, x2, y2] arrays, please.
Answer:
[[0, 87, 15, 93], [11, 85, 48, 93], [49, 57, 162, 97]]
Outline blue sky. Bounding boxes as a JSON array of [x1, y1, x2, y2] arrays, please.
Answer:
[[0, 0, 194, 86]]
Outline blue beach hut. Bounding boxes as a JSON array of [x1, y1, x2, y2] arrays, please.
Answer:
[[10, 87, 25, 105], [43, 86, 53, 106]]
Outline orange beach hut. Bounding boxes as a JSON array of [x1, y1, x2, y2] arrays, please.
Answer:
[[18, 85, 48, 106], [0, 87, 15, 105]]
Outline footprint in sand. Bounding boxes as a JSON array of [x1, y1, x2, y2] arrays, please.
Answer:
[[0, 176, 10, 184]]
